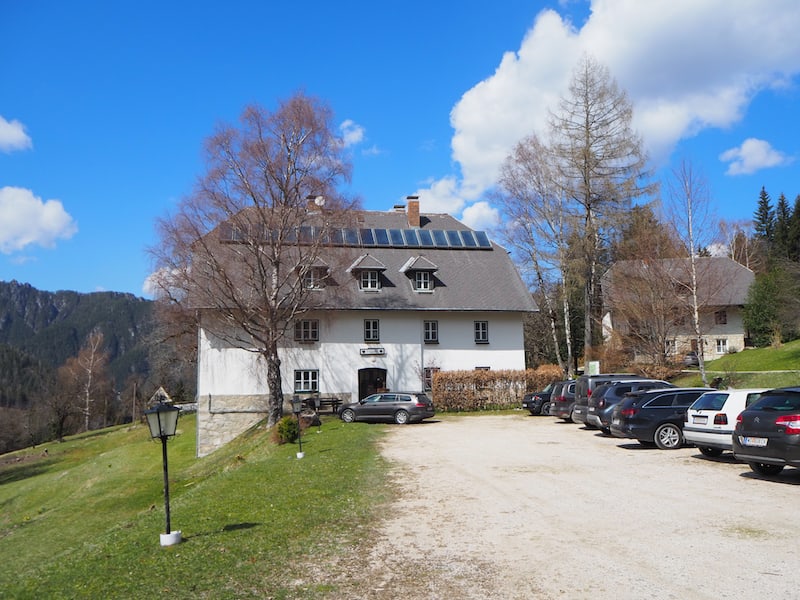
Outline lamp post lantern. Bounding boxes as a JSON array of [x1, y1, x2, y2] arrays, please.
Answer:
[[290, 396, 304, 459], [144, 401, 181, 546]]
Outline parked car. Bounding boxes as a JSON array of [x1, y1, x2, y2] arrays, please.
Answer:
[[732, 387, 800, 475], [610, 387, 714, 449], [548, 380, 576, 421], [683, 351, 700, 367], [522, 384, 555, 415], [587, 379, 674, 435], [684, 388, 768, 457], [339, 392, 435, 424], [572, 374, 641, 427]]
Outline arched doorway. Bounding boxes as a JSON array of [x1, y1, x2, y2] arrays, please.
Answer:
[[358, 367, 387, 401]]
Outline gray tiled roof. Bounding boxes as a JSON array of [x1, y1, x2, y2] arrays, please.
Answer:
[[317, 210, 538, 313], [604, 257, 754, 306]]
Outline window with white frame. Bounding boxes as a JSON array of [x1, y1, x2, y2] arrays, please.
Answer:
[[665, 339, 676, 356], [294, 319, 319, 342], [423, 320, 439, 343], [716, 338, 728, 354], [414, 271, 433, 292], [423, 367, 440, 391], [302, 267, 326, 290], [359, 270, 380, 291], [364, 319, 380, 342], [294, 370, 318, 393], [474, 321, 489, 344]]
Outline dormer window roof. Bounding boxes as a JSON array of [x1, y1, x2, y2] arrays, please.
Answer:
[[399, 256, 438, 273], [346, 254, 387, 273]]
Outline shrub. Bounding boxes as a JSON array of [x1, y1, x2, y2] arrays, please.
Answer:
[[431, 366, 564, 412], [272, 415, 299, 444]]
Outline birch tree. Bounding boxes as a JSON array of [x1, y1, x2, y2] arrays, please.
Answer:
[[150, 93, 357, 427], [495, 133, 578, 376], [664, 160, 720, 385]]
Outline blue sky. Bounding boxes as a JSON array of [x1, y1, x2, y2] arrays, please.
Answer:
[[2, 0, 799, 297]]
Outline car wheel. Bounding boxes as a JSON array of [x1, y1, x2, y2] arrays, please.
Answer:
[[698, 446, 723, 457], [748, 462, 784, 476], [654, 423, 683, 449], [569, 408, 578, 423], [541, 402, 550, 416], [600, 426, 611, 436], [340, 408, 356, 423], [394, 410, 410, 424]]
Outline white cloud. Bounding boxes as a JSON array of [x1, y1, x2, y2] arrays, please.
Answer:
[[0, 186, 78, 253], [719, 138, 792, 175], [0, 115, 33, 152], [339, 119, 365, 147], [460, 201, 500, 231], [417, 0, 800, 221]]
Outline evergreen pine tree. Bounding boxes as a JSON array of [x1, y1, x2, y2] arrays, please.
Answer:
[[788, 194, 800, 261], [774, 193, 791, 259], [753, 186, 775, 243]]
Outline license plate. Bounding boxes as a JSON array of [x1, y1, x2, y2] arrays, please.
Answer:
[[693, 416, 708, 425], [741, 436, 768, 447], [612, 418, 620, 425]]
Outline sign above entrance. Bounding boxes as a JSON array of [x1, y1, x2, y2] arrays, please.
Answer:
[[360, 347, 386, 356]]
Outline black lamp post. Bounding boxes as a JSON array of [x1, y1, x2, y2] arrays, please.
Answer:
[[290, 396, 304, 458], [144, 401, 181, 546]]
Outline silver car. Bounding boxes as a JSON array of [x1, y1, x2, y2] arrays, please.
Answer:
[[684, 388, 767, 456]]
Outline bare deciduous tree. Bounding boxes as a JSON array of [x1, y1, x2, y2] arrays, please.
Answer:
[[548, 55, 655, 360], [664, 160, 723, 385], [495, 133, 578, 376], [150, 93, 357, 427]]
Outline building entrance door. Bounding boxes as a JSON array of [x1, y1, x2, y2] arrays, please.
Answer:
[[358, 368, 387, 401]]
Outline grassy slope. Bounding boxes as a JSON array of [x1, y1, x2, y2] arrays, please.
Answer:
[[0, 415, 391, 599], [672, 338, 800, 388]]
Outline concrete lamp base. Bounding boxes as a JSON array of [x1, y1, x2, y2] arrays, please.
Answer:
[[160, 531, 182, 546], [296, 452, 305, 459]]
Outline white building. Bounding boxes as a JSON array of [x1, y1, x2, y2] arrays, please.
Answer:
[[195, 200, 537, 455]]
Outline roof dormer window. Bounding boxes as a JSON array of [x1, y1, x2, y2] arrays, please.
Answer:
[[399, 255, 438, 294], [346, 254, 387, 293]]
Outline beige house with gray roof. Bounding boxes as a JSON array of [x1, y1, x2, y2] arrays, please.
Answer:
[[602, 257, 754, 365]]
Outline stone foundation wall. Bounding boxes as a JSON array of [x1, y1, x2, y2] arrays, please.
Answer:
[[196, 394, 268, 457]]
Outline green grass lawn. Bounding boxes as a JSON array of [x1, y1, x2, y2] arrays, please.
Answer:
[[0, 414, 392, 599], [672, 338, 800, 388]]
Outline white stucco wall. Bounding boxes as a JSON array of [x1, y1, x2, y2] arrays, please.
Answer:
[[195, 309, 528, 455]]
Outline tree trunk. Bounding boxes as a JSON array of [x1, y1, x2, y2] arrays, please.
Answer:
[[265, 348, 283, 427]]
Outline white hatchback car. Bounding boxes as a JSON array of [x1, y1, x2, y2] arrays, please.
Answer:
[[684, 388, 768, 457]]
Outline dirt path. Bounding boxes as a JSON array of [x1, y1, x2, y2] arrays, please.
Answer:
[[332, 414, 798, 599]]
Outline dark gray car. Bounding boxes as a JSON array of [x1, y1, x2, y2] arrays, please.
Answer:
[[339, 392, 435, 424], [572, 374, 642, 427], [587, 379, 674, 435]]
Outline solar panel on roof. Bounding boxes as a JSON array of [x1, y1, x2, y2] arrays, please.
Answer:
[[344, 228, 359, 245], [374, 228, 390, 245], [475, 231, 492, 248], [460, 230, 478, 247], [360, 228, 375, 245], [402, 229, 420, 246], [389, 229, 404, 245], [446, 230, 463, 246], [329, 229, 344, 245], [432, 230, 448, 246], [418, 230, 434, 246]]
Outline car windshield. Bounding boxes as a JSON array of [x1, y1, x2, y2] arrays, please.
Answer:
[[691, 392, 728, 411], [749, 392, 800, 412]]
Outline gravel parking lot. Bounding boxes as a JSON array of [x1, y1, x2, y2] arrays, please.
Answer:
[[334, 414, 798, 599]]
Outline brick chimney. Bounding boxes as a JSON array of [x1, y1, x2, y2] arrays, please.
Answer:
[[406, 196, 420, 228]]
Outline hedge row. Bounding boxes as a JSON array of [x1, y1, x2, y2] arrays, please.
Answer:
[[431, 364, 564, 412]]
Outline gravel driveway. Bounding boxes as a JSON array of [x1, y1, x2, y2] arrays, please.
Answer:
[[333, 414, 798, 599]]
